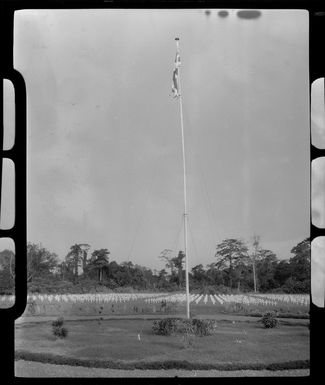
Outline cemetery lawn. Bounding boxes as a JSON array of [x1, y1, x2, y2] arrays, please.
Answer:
[[15, 318, 309, 370]]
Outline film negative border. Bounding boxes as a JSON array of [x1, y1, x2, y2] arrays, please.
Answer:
[[0, 5, 27, 380], [0, 69, 27, 318], [309, 9, 325, 382]]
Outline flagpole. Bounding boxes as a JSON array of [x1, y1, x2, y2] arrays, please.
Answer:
[[175, 37, 190, 319]]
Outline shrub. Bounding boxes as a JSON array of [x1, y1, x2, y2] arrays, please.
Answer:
[[281, 278, 310, 294], [152, 318, 217, 336], [261, 312, 279, 328], [52, 326, 68, 338], [175, 319, 195, 335], [152, 318, 180, 335], [51, 317, 65, 328], [52, 317, 68, 338], [192, 319, 217, 336]]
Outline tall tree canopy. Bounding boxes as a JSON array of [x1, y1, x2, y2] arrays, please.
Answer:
[[215, 238, 249, 288], [89, 248, 110, 282], [171, 250, 185, 287], [27, 243, 58, 282], [289, 238, 310, 282]]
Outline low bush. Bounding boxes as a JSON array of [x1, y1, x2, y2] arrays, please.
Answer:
[[51, 317, 64, 328], [152, 318, 217, 336], [192, 319, 217, 336], [52, 326, 68, 338], [152, 318, 180, 335], [52, 317, 68, 338], [261, 311, 279, 328], [175, 319, 195, 335]]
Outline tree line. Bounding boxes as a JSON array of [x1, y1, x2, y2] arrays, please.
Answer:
[[0, 237, 310, 294]]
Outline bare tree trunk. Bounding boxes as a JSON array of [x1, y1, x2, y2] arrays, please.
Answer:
[[229, 256, 233, 288], [252, 258, 257, 293], [82, 250, 88, 272], [9, 255, 14, 280], [252, 235, 260, 293]]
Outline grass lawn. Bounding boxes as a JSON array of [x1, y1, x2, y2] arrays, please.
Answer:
[[15, 318, 309, 370]]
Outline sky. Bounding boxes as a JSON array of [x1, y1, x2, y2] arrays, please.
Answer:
[[7, 9, 310, 270]]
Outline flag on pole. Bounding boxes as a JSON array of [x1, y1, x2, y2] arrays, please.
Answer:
[[172, 51, 181, 98]]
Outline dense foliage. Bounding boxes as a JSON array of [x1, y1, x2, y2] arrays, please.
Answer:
[[152, 318, 217, 336], [0, 237, 310, 295], [51, 317, 68, 338], [261, 312, 279, 328]]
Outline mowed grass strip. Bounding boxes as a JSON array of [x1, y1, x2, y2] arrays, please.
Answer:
[[15, 351, 310, 371], [15, 319, 309, 369]]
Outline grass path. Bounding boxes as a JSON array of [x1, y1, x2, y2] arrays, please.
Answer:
[[15, 360, 310, 377]]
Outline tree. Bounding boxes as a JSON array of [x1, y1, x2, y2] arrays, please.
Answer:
[[256, 249, 278, 291], [118, 261, 135, 286], [80, 244, 91, 273], [289, 238, 310, 282], [286, 238, 310, 293], [65, 244, 83, 281], [88, 249, 110, 282], [121, 261, 134, 270], [171, 250, 185, 288], [57, 261, 74, 282], [274, 260, 292, 287], [158, 249, 174, 276], [191, 264, 205, 282], [249, 235, 261, 292], [206, 262, 225, 286], [27, 243, 58, 282], [157, 269, 168, 289], [134, 264, 155, 289], [215, 239, 249, 289]]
